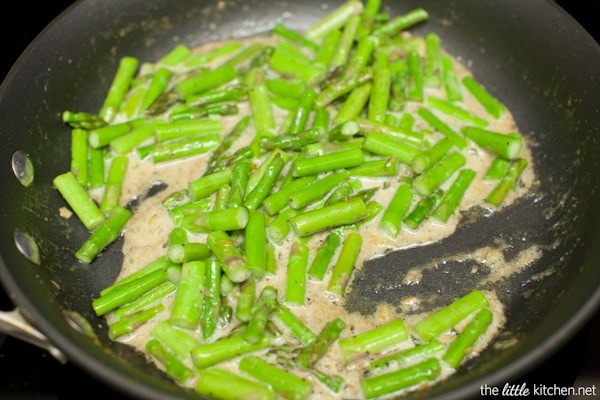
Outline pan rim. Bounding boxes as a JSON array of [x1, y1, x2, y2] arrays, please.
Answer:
[[1, 0, 600, 399]]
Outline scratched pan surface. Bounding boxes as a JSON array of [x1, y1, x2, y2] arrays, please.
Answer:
[[0, 0, 599, 399]]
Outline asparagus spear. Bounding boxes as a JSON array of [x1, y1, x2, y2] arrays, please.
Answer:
[[239, 355, 313, 400]]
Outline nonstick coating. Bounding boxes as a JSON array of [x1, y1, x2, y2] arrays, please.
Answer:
[[0, 0, 599, 399]]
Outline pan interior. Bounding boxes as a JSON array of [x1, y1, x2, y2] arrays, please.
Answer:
[[0, 1, 598, 399]]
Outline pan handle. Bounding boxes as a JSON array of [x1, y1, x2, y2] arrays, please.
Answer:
[[0, 308, 67, 363]]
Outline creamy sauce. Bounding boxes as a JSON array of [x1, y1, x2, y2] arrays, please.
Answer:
[[98, 33, 538, 399]]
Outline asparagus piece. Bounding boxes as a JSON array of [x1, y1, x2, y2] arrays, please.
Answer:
[[174, 64, 237, 98], [296, 317, 346, 369], [361, 358, 441, 399], [170, 260, 205, 330], [139, 67, 173, 112], [313, 29, 342, 71], [62, 110, 106, 130], [246, 149, 288, 193], [266, 78, 306, 99], [70, 128, 88, 186], [379, 183, 413, 238], [411, 137, 453, 174], [244, 153, 285, 211], [335, 82, 373, 124], [159, 43, 191, 66], [355, 0, 382, 39], [185, 207, 250, 233], [370, 339, 444, 370], [186, 84, 247, 108], [92, 268, 166, 316], [191, 333, 270, 369], [245, 210, 268, 277], [262, 176, 317, 215], [110, 120, 161, 155], [244, 285, 278, 344], [100, 155, 128, 212], [288, 170, 351, 209], [485, 157, 528, 207], [169, 102, 239, 121], [169, 199, 212, 225], [462, 76, 506, 118], [226, 158, 252, 207], [389, 59, 409, 111], [75, 206, 132, 264], [413, 290, 490, 341], [53, 171, 105, 230], [403, 190, 442, 230], [483, 156, 511, 181], [292, 148, 365, 177], [331, 14, 361, 69], [215, 183, 231, 210], [427, 96, 489, 128], [99, 56, 139, 122], [207, 231, 251, 283], [362, 131, 420, 165], [349, 157, 399, 177], [100, 256, 174, 296], [167, 241, 211, 264], [338, 318, 409, 363], [266, 206, 299, 243], [265, 241, 278, 275], [114, 281, 176, 319], [371, 7, 429, 38], [236, 278, 256, 322], [239, 355, 313, 400], [431, 168, 476, 223], [443, 308, 493, 368], [311, 368, 345, 394], [412, 152, 466, 197], [304, 0, 363, 41], [343, 35, 378, 80], [288, 87, 317, 134], [355, 116, 423, 147], [195, 368, 276, 400], [442, 55, 463, 101], [268, 41, 326, 86], [328, 118, 360, 141], [138, 133, 220, 163], [461, 126, 523, 160], [88, 147, 105, 189], [417, 107, 467, 149], [184, 41, 242, 68], [285, 242, 310, 305], [109, 304, 165, 339], [154, 119, 222, 142], [247, 67, 276, 136], [315, 68, 373, 108], [289, 198, 369, 237], [151, 320, 201, 360], [187, 168, 232, 201], [327, 231, 363, 296], [424, 33, 442, 87], [367, 66, 391, 123], [146, 339, 194, 384], [88, 118, 148, 149], [219, 42, 265, 70], [307, 231, 342, 281], [273, 302, 317, 345]]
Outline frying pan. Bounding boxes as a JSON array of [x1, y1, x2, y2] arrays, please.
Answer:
[[1, 0, 599, 399]]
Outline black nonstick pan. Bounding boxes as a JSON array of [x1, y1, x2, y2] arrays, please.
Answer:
[[1, 1, 599, 399]]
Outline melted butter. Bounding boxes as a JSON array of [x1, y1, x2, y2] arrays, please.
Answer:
[[104, 34, 540, 399]]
